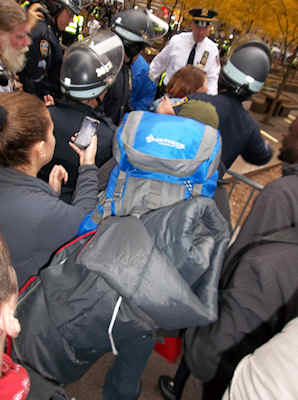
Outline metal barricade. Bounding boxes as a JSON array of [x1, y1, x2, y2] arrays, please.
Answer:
[[224, 169, 264, 238]]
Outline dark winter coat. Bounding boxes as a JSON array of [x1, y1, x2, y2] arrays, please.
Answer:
[[181, 92, 273, 171], [14, 196, 229, 384], [102, 64, 132, 126], [184, 167, 298, 385]]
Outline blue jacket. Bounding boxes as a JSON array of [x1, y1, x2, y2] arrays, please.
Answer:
[[130, 55, 157, 111]]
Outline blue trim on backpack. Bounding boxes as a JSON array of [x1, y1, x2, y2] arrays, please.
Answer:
[[78, 203, 104, 236], [77, 111, 221, 236]]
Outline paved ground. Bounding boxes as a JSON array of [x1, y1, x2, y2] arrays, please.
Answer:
[[66, 352, 202, 400], [66, 101, 298, 400]]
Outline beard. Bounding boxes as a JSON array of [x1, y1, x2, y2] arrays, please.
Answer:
[[1, 36, 29, 74]]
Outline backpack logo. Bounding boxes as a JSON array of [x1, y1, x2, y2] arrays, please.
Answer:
[[146, 134, 185, 149]]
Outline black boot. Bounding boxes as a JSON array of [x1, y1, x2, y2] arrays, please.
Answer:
[[158, 357, 190, 400], [158, 376, 177, 400]]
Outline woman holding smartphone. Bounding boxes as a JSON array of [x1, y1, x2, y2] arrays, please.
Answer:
[[0, 91, 99, 287]]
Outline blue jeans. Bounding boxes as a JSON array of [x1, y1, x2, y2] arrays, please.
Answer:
[[103, 334, 155, 400]]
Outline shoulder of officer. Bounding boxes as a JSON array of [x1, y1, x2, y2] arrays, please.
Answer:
[[31, 18, 50, 37]]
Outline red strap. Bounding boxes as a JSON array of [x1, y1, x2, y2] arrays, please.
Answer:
[[56, 230, 97, 253], [6, 336, 12, 357], [19, 275, 38, 294]]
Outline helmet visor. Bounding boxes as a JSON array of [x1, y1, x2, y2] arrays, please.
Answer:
[[60, 0, 81, 15], [87, 31, 124, 88], [114, 9, 168, 44], [61, 30, 124, 98], [145, 10, 169, 41]]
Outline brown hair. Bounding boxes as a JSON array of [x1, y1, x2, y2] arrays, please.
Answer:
[[0, 92, 51, 167], [0, 0, 27, 33], [166, 65, 207, 98], [0, 234, 17, 304], [278, 118, 298, 164]]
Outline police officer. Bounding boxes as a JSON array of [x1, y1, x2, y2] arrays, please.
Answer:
[[62, 12, 84, 46], [38, 30, 124, 203], [149, 8, 220, 96], [19, 0, 81, 99], [101, 8, 168, 126]]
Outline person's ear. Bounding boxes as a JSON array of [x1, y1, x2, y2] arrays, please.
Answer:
[[32, 140, 46, 160], [0, 303, 21, 338]]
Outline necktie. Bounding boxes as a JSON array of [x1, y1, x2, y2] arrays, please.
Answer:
[[187, 43, 197, 65]]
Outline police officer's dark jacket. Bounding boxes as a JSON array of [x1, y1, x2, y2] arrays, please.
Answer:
[[180, 92, 273, 172], [19, 13, 63, 99], [102, 63, 132, 126], [38, 100, 116, 202]]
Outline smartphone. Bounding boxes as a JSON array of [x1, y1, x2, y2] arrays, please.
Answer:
[[73, 116, 100, 149]]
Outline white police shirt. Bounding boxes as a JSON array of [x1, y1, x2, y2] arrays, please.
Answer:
[[149, 32, 220, 95]]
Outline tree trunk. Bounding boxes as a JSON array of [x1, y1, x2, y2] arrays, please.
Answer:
[[168, 0, 178, 23], [262, 62, 291, 124]]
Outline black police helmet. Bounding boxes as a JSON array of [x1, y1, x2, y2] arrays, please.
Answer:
[[43, 0, 81, 16], [221, 40, 272, 99], [60, 30, 124, 99], [111, 9, 168, 46]]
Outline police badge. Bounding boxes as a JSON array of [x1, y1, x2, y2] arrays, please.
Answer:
[[40, 40, 50, 59], [199, 51, 209, 67]]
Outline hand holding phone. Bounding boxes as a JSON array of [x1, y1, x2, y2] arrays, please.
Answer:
[[73, 116, 100, 149]]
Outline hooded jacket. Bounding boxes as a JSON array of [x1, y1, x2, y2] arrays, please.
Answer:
[[184, 165, 298, 388]]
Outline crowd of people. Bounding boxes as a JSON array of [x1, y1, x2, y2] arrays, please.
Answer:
[[0, 1, 297, 399]]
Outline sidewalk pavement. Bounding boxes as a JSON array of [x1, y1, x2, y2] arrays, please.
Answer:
[[66, 105, 298, 400]]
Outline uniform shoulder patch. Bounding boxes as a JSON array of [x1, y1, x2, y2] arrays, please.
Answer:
[[40, 40, 50, 58]]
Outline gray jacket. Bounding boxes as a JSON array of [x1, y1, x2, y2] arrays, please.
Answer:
[[14, 196, 230, 384], [0, 165, 99, 286]]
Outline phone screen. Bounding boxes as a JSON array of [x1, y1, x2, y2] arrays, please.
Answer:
[[74, 116, 100, 149]]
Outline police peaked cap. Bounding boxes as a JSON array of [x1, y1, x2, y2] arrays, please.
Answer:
[[189, 8, 218, 22]]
